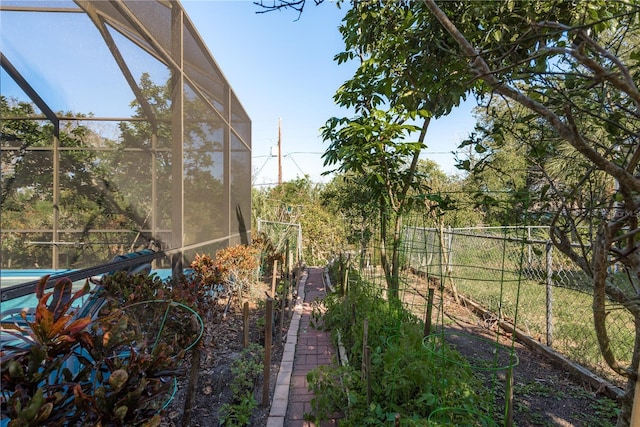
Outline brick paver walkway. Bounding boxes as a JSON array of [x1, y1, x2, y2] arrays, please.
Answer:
[[267, 267, 341, 427]]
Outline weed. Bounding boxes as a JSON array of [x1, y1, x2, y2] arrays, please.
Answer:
[[230, 344, 263, 397], [306, 273, 495, 425], [219, 343, 263, 426], [219, 391, 258, 427], [515, 380, 565, 400], [571, 393, 618, 427], [514, 402, 551, 426]]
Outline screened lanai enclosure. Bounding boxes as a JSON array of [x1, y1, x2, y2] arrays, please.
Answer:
[[0, 1, 252, 293]]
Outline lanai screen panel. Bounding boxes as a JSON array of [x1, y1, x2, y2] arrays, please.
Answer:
[[0, 1, 251, 270], [230, 94, 251, 246]]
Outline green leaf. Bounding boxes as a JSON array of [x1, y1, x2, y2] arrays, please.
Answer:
[[475, 144, 487, 153], [492, 28, 502, 42], [457, 160, 471, 171]]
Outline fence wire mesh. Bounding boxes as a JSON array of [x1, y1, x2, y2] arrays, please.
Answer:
[[358, 225, 633, 387]]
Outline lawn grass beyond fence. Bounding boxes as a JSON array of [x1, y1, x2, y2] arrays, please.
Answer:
[[394, 226, 634, 387]]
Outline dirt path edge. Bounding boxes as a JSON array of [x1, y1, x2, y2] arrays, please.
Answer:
[[454, 290, 624, 400]]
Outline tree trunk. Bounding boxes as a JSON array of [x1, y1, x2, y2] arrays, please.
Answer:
[[620, 318, 640, 427], [592, 224, 638, 427], [388, 209, 403, 302], [379, 202, 390, 294], [592, 226, 628, 377], [359, 217, 368, 271], [438, 223, 459, 304]]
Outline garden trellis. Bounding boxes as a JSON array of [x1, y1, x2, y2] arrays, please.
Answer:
[[257, 219, 303, 267], [351, 213, 631, 390]]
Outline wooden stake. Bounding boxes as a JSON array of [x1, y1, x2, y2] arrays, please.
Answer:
[[181, 346, 201, 427], [365, 345, 371, 405], [424, 287, 435, 337], [243, 301, 249, 348], [631, 370, 640, 427], [505, 365, 514, 427], [280, 275, 286, 342], [271, 259, 278, 298]]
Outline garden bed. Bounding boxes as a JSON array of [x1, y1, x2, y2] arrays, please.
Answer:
[[410, 274, 622, 426], [161, 267, 620, 427], [306, 266, 621, 426], [160, 276, 291, 427]]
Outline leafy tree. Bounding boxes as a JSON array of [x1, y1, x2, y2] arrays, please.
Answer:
[[407, 159, 480, 229], [260, 1, 640, 424], [320, 172, 377, 269], [457, 101, 538, 226], [417, 1, 640, 424], [321, 1, 479, 301], [252, 177, 342, 266]]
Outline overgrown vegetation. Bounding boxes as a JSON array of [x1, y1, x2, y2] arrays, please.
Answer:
[[1, 273, 202, 426], [306, 267, 495, 425]]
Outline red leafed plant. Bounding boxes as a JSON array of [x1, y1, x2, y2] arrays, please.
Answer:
[[1, 271, 200, 426], [213, 244, 260, 283], [191, 244, 260, 285], [189, 244, 262, 317], [1, 275, 91, 361], [191, 252, 222, 286], [27, 277, 91, 352], [1, 276, 93, 425]]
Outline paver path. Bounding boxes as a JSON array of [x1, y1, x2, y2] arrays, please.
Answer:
[[267, 267, 341, 427]]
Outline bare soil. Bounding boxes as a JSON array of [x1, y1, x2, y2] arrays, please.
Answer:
[[423, 288, 620, 427], [160, 268, 620, 427], [160, 276, 288, 427]]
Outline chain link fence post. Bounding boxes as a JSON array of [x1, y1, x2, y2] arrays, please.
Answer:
[[545, 241, 553, 347]]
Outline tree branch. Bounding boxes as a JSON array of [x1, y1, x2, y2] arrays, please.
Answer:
[[254, 0, 306, 13], [422, 0, 640, 195], [536, 21, 640, 110]]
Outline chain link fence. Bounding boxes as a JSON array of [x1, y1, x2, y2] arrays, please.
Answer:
[[396, 225, 633, 386]]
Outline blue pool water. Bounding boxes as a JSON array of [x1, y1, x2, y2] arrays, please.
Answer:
[[0, 267, 177, 330]]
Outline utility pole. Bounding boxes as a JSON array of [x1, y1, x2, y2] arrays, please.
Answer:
[[278, 117, 282, 185]]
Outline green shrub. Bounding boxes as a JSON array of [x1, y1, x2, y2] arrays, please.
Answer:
[[219, 392, 258, 427], [307, 273, 495, 425]]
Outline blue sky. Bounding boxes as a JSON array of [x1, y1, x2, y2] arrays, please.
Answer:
[[181, 1, 477, 186]]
